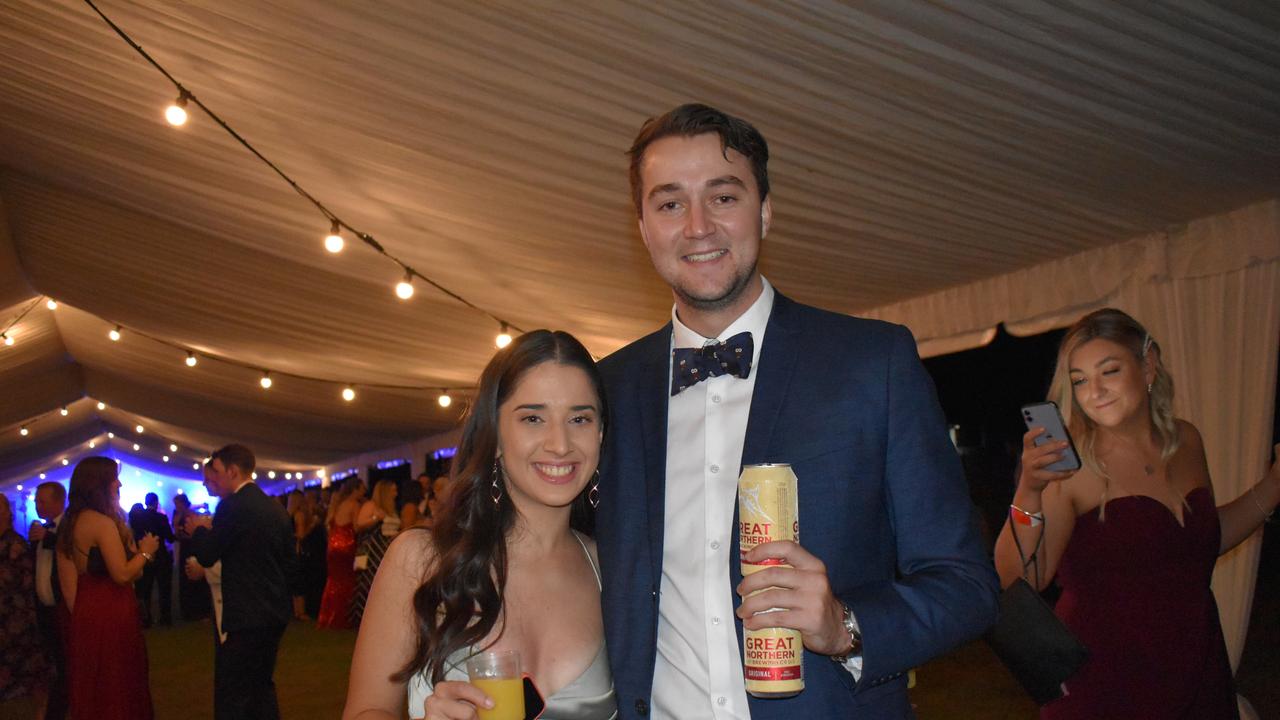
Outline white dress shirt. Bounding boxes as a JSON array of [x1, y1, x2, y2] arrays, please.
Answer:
[[651, 279, 775, 720], [35, 513, 63, 607]]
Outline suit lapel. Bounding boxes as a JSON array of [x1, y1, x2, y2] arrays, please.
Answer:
[[636, 324, 673, 587], [741, 293, 802, 466]]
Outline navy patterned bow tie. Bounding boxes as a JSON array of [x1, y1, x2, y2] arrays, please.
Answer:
[[671, 331, 754, 396]]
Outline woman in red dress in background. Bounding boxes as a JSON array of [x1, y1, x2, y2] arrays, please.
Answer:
[[56, 457, 160, 720], [317, 476, 365, 629]]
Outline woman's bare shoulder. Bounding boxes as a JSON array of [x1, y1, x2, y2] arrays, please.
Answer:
[[383, 528, 437, 578]]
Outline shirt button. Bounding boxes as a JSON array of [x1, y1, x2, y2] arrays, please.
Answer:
[[712, 616, 721, 625], [710, 540, 720, 550], [712, 394, 722, 403], [710, 464, 720, 474], [717, 696, 727, 706]]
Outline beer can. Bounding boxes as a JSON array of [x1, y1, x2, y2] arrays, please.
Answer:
[[738, 463, 803, 698]]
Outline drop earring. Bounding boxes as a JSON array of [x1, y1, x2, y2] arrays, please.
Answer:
[[491, 458, 503, 505], [588, 470, 600, 509]]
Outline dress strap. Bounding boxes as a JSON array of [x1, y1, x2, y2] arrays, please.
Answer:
[[571, 530, 602, 591]]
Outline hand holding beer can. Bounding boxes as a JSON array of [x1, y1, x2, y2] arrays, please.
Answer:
[[738, 463, 804, 698]]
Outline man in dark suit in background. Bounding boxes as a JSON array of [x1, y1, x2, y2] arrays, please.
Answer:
[[29, 481, 69, 720], [132, 491, 176, 627], [187, 444, 297, 720], [596, 104, 999, 719]]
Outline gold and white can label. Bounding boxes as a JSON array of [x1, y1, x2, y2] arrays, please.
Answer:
[[738, 463, 804, 698]]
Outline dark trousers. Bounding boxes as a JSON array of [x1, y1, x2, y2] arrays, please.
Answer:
[[136, 548, 173, 625], [214, 623, 286, 720], [35, 603, 70, 720]]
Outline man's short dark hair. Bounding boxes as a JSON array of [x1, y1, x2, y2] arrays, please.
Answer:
[[145, 492, 159, 507], [37, 481, 66, 505], [627, 103, 770, 216], [212, 443, 256, 476]]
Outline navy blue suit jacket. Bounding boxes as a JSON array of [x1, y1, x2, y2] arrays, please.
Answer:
[[596, 292, 998, 719]]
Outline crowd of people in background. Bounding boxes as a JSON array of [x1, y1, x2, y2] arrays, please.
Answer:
[[0, 450, 450, 719]]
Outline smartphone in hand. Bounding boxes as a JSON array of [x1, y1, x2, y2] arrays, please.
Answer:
[[1021, 401, 1082, 472]]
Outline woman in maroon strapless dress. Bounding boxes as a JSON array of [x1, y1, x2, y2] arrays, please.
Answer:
[[994, 309, 1280, 719], [317, 476, 365, 629], [57, 457, 162, 720]]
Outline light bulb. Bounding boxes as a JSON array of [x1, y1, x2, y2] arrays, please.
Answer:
[[316, 468, 326, 478], [89, 440, 96, 448], [132, 443, 140, 451], [109, 326, 122, 342], [260, 372, 273, 389], [165, 93, 188, 126], [16, 485, 21, 491], [395, 273, 414, 300], [2, 333, 12, 346], [193, 462, 200, 470], [342, 386, 355, 402], [169, 443, 178, 452], [324, 221, 344, 254], [136, 424, 144, 434], [186, 352, 197, 367], [438, 391, 452, 408], [252, 472, 258, 480], [107, 432, 114, 438], [162, 455, 169, 462], [60, 406, 69, 416], [156, 481, 163, 487], [46, 299, 58, 310], [39, 473, 46, 480], [285, 472, 293, 480], [61, 459, 69, 466], [97, 401, 106, 410], [495, 322, 512, 349], [19, 426, 28, 436], [267, 470, 276, 479]]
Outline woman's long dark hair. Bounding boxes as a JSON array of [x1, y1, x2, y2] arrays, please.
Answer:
[[57, 456, 132, 556], [393, 330, 607, 684]]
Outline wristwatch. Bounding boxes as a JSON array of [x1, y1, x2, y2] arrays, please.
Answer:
[[831, 603, 862, 663]]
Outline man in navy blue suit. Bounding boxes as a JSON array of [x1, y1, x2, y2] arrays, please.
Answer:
[[596, 104, 999, 719]]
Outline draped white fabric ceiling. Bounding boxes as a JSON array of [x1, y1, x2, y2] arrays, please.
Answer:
[[2, 1, 1279, 486]]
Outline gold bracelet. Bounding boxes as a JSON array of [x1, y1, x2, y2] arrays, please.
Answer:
[[1249, 483, 1274, 524]]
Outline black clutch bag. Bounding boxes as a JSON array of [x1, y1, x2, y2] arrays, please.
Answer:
[[985, 576, 1088, 705]]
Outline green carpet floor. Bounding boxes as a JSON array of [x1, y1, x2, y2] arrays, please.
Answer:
[[3, 605, 1274, 719]]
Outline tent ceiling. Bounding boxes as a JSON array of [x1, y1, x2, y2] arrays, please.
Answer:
[[2, 1, 1279, 485]]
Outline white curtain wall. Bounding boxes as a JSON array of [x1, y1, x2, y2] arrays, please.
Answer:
[[865, 198, 1280, 668]]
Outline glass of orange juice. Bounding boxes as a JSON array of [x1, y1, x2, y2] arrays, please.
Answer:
[[465, 649, 522, 720]]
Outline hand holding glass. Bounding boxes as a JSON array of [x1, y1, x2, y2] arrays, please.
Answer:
[[465, 650, 522, 720]]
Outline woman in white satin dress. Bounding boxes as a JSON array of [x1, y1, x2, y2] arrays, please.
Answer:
[[343, 330, 616, 720]]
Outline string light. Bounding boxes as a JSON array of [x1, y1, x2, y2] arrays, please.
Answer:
[[132, 443, 140, 451], [46, 299, 58, 310], [97, 401, 106, 410], [495, 323, 512, 349], [169, 443, 178, 452], [61, 459, 69, 466], [60, 406, 69, 416], [19, 426, 28, 436], [437, 390, 452, 408], [39, 473, 46, 480], [165, 91, 189, 126], [162, 455, 169, 462], [324, 221, 344, 254], [109, 326, 122, 341], [316, 468, 326, 478], [342, 386, 355, 402], [193, 462, 200, 470], [285, 472, 293, 480], [2, 333, 12, 346], [107, 432, 115, 438], [89, 440, 96, 448], [252, 472, 258, 480], [260, 372, 272, 389], [186, 352, 198, 367], [267, 470, 276, 479], [82, 4, 530, 358], [135, 424, 145, 433], [395, 272, 414, 300]]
